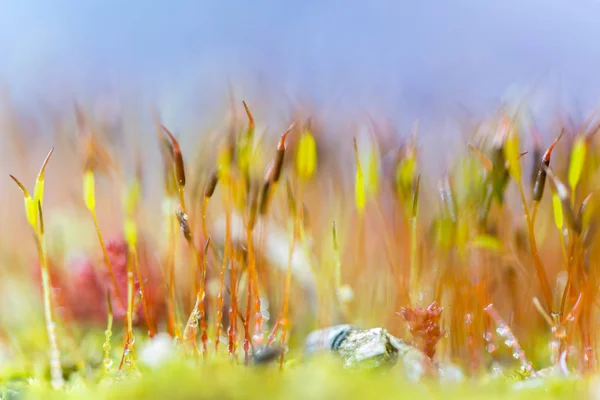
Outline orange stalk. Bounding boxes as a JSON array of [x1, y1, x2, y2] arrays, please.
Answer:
[[215, 180, 232, 353]]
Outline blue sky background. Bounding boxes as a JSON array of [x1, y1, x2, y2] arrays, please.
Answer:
[[2, 0, 600, 138]]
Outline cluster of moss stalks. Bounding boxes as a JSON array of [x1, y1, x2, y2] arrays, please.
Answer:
[[2, 100, 600, 398]]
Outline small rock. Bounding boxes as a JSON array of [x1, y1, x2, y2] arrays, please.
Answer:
[[304, 325, 437, 382], [304, 324, 355, 354], [252, 345, 284, 366], [336, 328, 396, 369]]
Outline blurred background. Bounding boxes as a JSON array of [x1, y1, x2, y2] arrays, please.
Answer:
[[2, 0, 600, 133]]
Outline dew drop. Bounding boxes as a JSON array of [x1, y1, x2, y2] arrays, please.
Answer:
[[464, 313, 473, 324], [496, 325, 509, 336]]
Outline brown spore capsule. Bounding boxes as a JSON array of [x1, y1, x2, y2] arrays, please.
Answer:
[[258, 180, 272, 216], [205, 169, 220, 198], [532, 130, 563, 202], [271, 125, 294, 183], [162, 125, 186, 187]]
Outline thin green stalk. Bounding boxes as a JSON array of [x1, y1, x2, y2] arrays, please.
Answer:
[[35, 228, 64, 389], [103, 291, 114, 373]]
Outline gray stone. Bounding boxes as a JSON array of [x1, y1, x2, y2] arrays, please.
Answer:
[[304, 325, 437, 382]]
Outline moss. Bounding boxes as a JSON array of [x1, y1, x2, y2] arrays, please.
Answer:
[[16, 358, 586, 400]]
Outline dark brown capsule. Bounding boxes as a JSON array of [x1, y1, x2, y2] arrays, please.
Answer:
[[272, 151, 285, 183], [532, 130, 563, 202], [162, 125, 186, 187], [490, 145, 509, 204], [532, 158, 548, 202], [271, 125, 293, 183], [204, 169, 219, 198], [258, 180, 272, 216]]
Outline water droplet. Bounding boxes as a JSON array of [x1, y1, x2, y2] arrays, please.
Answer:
[[103, 359, 113, 369], [496, 325, 509, 336], [104, 329, 112, 337], [103, 342, 111, 351], [484, 332, 493, 341], [464, 313, 473, 324], [486, 343, 497, 353]]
